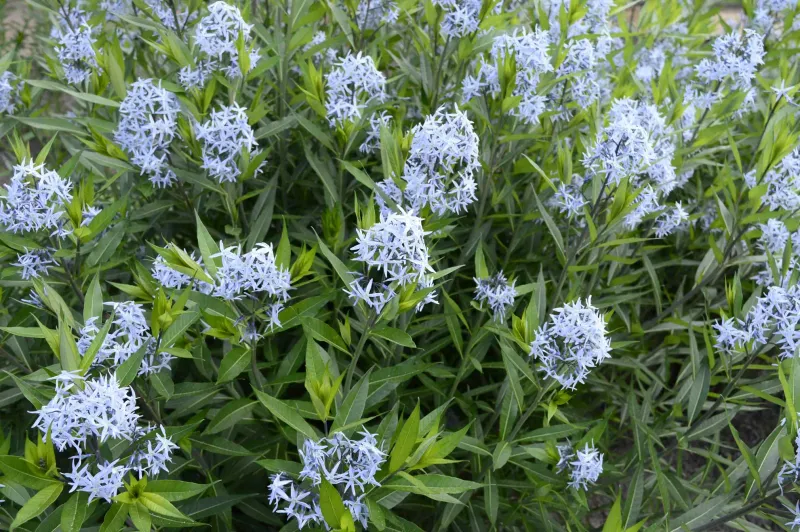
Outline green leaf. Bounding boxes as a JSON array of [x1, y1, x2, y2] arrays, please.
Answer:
[[745, 422, 784, 499], [59, 322, 81, 372], [14, 117, 87, 136], [86, 223, 125, 268], [316, 235, 355, 285], [84, 274, 103, 323], [128, 502, 151, 532], [254, 390, 320, 440], [99, 503, 128, 532], [116, 340, 150, 386], [150, 370, 174, 399], [160, 311, 200, 349], [390, 402, 420, 472], [61, 491, 92, 532], [0, 327, 46, 338], [145, 480, 209, 502], [318, 477, 349, 529], [25, 79, 120, 107], [203, 398, 256, 435], [484, 470, 498, 525], [621, 465, 643, 529], [0, 456, 60, 490], [602, 496, 622, 532], [195, 212, 220, 277], [728, 421, 760, 495], [502, 352, 525, 411], [371, 326, 416, 348], [189, 436, 256, 456], [669, 493, 734, 532], [686, 364, 710, 423], [80, 317, 113, 372], [10, 482, 63, 529], [531, 186, 565, 259], [302, 317, 348, 353], [332, 372, 370, 434], [382, 473, 482, 495], [366, 497, 386, 530], [305, 145, 338, 206], [216, 347, 252, 384], [500, 343, 537, 385], [474, 243, 489, 279], [276, 221, 291, 270], [140, 492, 193, 519]]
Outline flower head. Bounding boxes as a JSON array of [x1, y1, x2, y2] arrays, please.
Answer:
[[115, 79, 181, 188], [193, 1, 260, 80], [474, 272, 517, 322], [0, 71, 20, 114], [714, 284, 800, 360], [325, 52, 387, 125], [33, 372, 140, 451], [14, 249, 54, 280], [351, 210, 432, 286], [269, 430, 386, 529], [557, 442, 604, 491], [696, 30, 765, 92], [0, 160, 72, 236], [56, 17, 99, 84], [654, 202, 689, 238], [401, 106, 480, 215], [432, 0, 483, 37], [196, 103, 261, 183], [529, 297, 611, 389], [356, 0, 399, 29], [463, 29, 553, 124]]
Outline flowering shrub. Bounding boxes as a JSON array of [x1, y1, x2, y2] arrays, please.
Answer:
[[2, 0, 800, 529]]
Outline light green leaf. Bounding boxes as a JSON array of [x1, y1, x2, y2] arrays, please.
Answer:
[[216, 347, 252, 384], [203, 398, 256, 435], [390, 402, 420, 472], [254, 390, 320, 440], [10, 482, 63, 529]]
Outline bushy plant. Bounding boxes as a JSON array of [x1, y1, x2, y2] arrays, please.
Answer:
[[1, 0, 800, 530]]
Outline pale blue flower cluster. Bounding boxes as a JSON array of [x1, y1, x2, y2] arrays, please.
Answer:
[[528, 297, 611, 390], [0, 71, 19, 114], [151, 242, 292, 329], [753, 219, 799, 287], [544, 0, 620, 120], [325, 52, 387, 125], [54, 9, 98, 84], [213, 242, 292, 326], [115, 79, 181, 188], [152, 253, 214, 293], [185, 1, 261, 84], [33, 372, 177, 502], [745, 147, 800, 212], [196, 103, 260, 183], [356, 0, 399, 29], [462, 29, 553, 125], [714, 284, 800, 359], [268, 430, 386, 529], [556, 441, 604, 491], [346, 210, 435, 313], [77, 301, 173, 375], [695, 30, 765, 113], [474, 271, 517, 323], [0, 161, 72, 237], [13, 249, 54, 280], [654, 202, 690, 238], [752, 0, 800, 37], [431, 0, 484, 37], [400, 106, 480, 215]]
